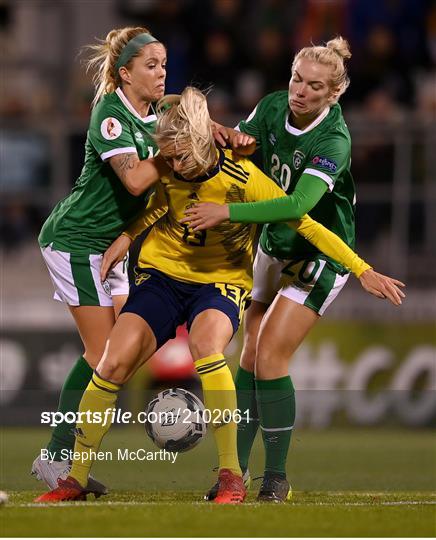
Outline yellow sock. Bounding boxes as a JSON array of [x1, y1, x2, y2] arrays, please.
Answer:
[[195, 354, 241, 476], [69, 372, 120, 488]]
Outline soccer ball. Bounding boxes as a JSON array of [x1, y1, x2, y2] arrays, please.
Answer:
[[145, 388, 206, 452]]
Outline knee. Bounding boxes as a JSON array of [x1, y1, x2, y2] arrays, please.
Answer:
[[83, 352, 104, 370], [240, 334, 258, 372], [240, 356, 255, 372], [240, 344, 256, 372], [254, 342, 289, 379], [189, 338, 222, 362], [96, 354, 129, 385], [254, 343, 269, 377], [83, 342, 108, 369]]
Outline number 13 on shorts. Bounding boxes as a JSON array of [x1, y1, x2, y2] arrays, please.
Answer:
[[214, 283, 251, 321]]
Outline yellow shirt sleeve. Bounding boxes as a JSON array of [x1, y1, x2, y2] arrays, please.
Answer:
[[289, 216, 371, 277], [122, 182, 168, 241], [242, 157, 371, 277]]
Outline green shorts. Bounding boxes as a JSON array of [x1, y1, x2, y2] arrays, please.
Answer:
[[252, 246, 349, 315]]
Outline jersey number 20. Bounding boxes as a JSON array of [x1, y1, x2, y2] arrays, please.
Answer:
[[271, 153, 291, 192]]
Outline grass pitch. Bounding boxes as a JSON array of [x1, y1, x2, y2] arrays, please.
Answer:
[[1, 427, 435, 537]]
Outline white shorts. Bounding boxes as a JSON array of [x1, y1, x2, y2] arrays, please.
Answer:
[[252, 245, 349, 315], [41, 244, 129, 307]]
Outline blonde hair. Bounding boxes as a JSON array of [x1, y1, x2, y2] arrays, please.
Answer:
[[292, 36, 352, 103], [83, 27, 153, 107], [155, 87, 217, 180]]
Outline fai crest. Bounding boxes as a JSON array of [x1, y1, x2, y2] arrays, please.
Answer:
[[293, 150, 305, 170], [102, 279, 111, 296]]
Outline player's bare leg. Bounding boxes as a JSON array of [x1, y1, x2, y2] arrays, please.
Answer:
[[205, 300, 267, 501], [255, 295, 319, 502], [238, 301, 268, 470], [189, 309, 246, 504], [240, 300, 268, 372], [32, 300, 127, 497], [255, 296, 318, 380], [35, 313, 156, 502]]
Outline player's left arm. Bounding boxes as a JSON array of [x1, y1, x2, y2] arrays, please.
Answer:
[[228, 133, 350, 222], [181, 162, 357, 270], [292, 215, 405, 304], [228, 172, 328, 223], [180, 162, 405, 304], [242, 167, 371, 277], [181, 160, 326, 227], [180, 152, 330, 228], [242, 166, 405, 303]]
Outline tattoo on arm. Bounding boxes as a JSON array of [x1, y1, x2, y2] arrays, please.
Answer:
[[109, 152, 139, 184]]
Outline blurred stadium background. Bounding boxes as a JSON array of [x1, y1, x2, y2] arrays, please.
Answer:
[[1, 0, 435, 496]]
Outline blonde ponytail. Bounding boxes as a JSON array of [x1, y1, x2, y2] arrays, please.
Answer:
[[326, 36, 352, 60], [83, 26, 153, 107], [155, 87, 217, 179]]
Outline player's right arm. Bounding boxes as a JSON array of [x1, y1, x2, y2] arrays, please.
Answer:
[[211, 98, 265, 156], [100, 182, 169, 281], [212, 123, 256, 156], [109, 153, 169, 196], [90, 102, 170, 196]]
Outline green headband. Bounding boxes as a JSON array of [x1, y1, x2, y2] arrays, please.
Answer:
[[115, 33, 159, 70]]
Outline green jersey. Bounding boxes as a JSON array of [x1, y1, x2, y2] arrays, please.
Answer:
[[238, 91, 355, 270], [39, 88, 158, 254]]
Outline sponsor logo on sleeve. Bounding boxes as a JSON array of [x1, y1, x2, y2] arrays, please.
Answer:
[[100, 117, 122, 140], [293, 150, 305, 170], [311, 155, 337, 172]]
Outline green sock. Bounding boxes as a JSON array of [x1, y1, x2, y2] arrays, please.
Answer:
[[256, 376, 295, 476], [235, 366, 259, 473], [46, 355, 93, 460]]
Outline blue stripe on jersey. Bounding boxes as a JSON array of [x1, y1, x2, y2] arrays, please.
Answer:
[[223, 158, 249, 178], [221, 164, 248, 184]]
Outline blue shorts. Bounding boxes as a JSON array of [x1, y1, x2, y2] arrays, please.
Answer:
[[121, 268, 251, 350]]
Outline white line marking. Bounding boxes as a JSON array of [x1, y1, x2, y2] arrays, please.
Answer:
[[7, 500, 436, 508]]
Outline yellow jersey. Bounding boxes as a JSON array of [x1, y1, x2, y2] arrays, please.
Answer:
[[125, 148, 370, 292]]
